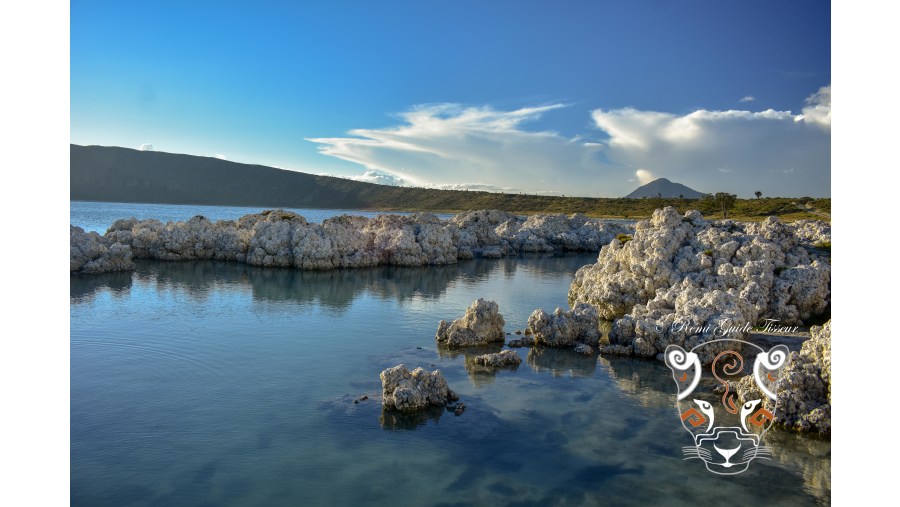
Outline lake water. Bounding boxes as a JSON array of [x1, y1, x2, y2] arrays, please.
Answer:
[[70, 203, 830, 506], [70, 201, 457, 233]]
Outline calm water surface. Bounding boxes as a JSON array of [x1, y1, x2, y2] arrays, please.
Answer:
[[70, 201, 456, 233], [70, 203, 829, 506]]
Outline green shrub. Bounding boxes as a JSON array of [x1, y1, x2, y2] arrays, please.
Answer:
[[813, 241, 831, 252], [616, 233, 633, 244], [703, 249, 713, 256]]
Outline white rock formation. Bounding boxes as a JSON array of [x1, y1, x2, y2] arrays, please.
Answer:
[[569, 207, 830, 359], [76, 209, 633, 274], [473, 349, 522, 367], [526, 303, 601, 347], [735, 320, 831, 434], [436, 299, 506, 347], [70, 225, 134, 274], [380, 364, 458, 411]]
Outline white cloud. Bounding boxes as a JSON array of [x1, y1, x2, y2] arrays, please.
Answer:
[[139, 143, 153, 151], [635, 169, 655, 185], [798, 85, 830, 129], [214, 153, 227, 160], [591, 86, 831, 197], [307, 103, 609, 195], [349, 170, 407, 186], [307, 87, 830, 197], [739, 95, 755, 103]]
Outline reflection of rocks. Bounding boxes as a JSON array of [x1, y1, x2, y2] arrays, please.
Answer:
[[379, 405, 446, 431], [735, 321, 831, 434], [527, 303, 600, 347], [597, 355, 677, 408], [70, 269, 134, 302], [75, 209, 633, 274], [474, 350, 522, 368], [436, 299, 506, 347], [71, 225, 134, 274], [763, 430, 831, 500], [574, 344, 593, 356], [569, 208, 830, 359], [380, 365, 458, 411], [526, 347, 598, 377]]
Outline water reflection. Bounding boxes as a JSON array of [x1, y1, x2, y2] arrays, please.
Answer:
[[380, 405, 447, 431], [527, 347, 599, 377], [71, 254, 595, 312], [598, 354, 831, 499]]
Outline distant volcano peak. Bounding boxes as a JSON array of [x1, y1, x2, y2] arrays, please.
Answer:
[[625, 178, 704, 199]]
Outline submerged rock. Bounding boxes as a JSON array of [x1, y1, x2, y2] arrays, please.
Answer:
[[569, 208, 830, 359], [436, 298, 506, 347], [70, 225, 134, 274], [734, 320, 831, 434], [473, 349, 522, 368], [380, 364, 458, 411], [526, 303, 600, 347]]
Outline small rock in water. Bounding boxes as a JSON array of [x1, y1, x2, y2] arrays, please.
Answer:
[[435, 299, 506, 347], [515, 330, 522, 335], [454, 402, 466, 416], [473, 349, 522, 368], [574, 344, 593, 356], [380, 364, 456, 411]]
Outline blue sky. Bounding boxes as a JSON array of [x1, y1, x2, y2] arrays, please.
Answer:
[[71, 0, 831, 197]]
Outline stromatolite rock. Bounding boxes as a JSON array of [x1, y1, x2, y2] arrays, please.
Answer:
[[380, 364, 458, 411], [526, 302, 600, 347], [436, 298, 506, 347], [473, 349, 522, 368], [78, 209, 637, 274], [70, 225, 134, 274], [734, 320, 831, 434], [569, 207, 830, 359]]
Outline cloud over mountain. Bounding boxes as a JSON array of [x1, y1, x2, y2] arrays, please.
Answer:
[[308, 86, 830, 197]]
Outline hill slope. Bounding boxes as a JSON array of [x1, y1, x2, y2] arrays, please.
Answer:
[[625, 178, 705, 198], [70, 145, 829, 220]]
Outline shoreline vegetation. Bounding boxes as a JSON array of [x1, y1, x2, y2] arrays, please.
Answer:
[[71, 145, 830, 222]]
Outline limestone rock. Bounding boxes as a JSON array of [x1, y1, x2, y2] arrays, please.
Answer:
[[473, 349, 522, 368], [526, 302, 600, 347], [436, 299, 506, 347], [380, 364, 457, 411], [735, 320, 831, 434], [79, 209, 637, 274], [70, 225, 134, 274], [569, 208, 830, 359]]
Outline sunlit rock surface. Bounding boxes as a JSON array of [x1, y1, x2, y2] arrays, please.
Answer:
[[74, 209, 633, 274], [735, 320, 831, 434], [380, 364, 458, 411], [569, 208, 830, 359], [436, 298, 506, 348], [70, 225, 134, 274], [526, 303, 601, 347]]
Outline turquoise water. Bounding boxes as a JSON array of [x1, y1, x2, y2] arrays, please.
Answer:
[[70, 203, 829, 506]]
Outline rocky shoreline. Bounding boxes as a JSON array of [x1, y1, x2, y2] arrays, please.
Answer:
[[72, 206, 832, 434], [71, 209, 632, 275]]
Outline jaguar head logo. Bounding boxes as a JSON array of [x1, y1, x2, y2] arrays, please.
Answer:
[[665, 340, 789, 475]]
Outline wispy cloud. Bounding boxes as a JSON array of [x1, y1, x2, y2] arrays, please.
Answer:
[[739, 95, 755, 103], [214, 153, 227, 160], [307, 103, 608, 195], [308, 87, 831, 197], [139, 143, 153, 151]]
